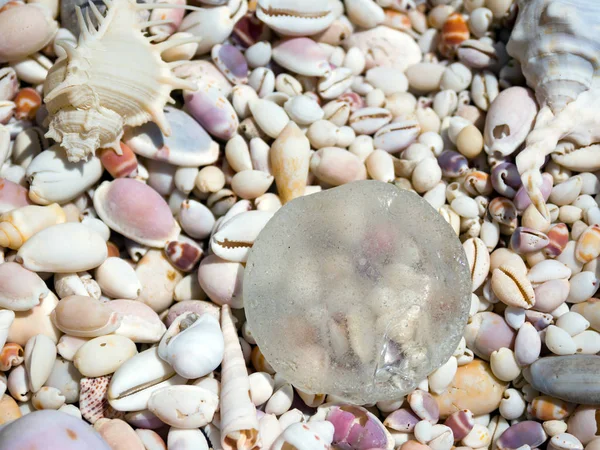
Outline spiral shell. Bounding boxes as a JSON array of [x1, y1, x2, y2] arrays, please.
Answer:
[[507, 0, 600, 114], [43, 0, 199, 162]]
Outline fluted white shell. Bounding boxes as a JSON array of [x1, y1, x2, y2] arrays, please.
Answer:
[[157, 312, 224, 379], [507, 0, 600, 114], [43, 0, 199, 162]]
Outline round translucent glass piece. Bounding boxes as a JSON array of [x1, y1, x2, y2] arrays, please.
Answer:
[[244, 181, 471, 403]]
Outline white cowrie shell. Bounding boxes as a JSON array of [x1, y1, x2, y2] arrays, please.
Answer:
[[74, 335, 138, 377], [256, 0, 335, 37], [491, 265, 535, 309], [545, 325, 577, 356], [427, 356, 457, 395], [527, 260, 572, 284], [95, 257, 142, 300], [463, 238, 490, 292], [249, 99, 290, 139], [555, 312, 590, 336], [489, 347, 520, 382], [32, 386, 66, 410], [167, 427, 210, 450], [148, 385, 218, 429], [566, 271, 600, 304], [158, 312, 224, 379], [24, 333, 57, 393], [499, 388, 526, 421], [249, 372, 275, 406], [211, 210, 274, 263], [284, 95, 324, 125], [265, 382, 294, 416], [318, 67, 354, 99], [462, 423, 491, 449], [7, 364, 29, 402]]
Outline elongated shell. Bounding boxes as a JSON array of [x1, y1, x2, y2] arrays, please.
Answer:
[[43, 0, 198, 162], [0, 203, 66, 249], [220, 305, 260, 450], [507, 0, 600, 114]]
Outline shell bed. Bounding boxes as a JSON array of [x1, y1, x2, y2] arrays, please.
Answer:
[[1, 0, 600, 449]]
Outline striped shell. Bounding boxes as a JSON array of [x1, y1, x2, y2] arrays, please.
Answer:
[[79, 376, 126, 424], [43, 0, 199, 162]]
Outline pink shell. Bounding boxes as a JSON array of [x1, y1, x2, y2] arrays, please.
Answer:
[[93, 179, 180, 248], [0, 177, 31, 214]]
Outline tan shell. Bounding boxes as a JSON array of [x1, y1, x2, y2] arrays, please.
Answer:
[[0, 203, 66, 250], [43, 0, 199, 162], [8, 291, 62, 347], [51, 295, 122, 338]]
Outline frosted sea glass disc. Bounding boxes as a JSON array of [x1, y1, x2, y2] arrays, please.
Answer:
[[244, 181, 471, 403]]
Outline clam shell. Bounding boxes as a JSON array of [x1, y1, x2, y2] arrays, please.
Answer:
[[51, 295, 121, 338], [148, 385, 219, 428], [16, 222, 108, 273], [0, 262, 48, 311], [158, 312, 224, 379], [93, 179, 180, 248]]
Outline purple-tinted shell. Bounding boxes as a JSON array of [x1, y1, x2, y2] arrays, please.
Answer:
[[525, 310, 554, 330], [488, 197, 518, 230], [327, 405, 391, 450], [444, 410, 474, 441], [165, 239, 203, 272], [165, 300, 220, 328], [510, 227, 550, 254], [272, 38, 330, 77], [124, 410, 165, 430], [184, 83, 239, 141], [491, 162, 521, 198], [438, 150, 469, 178], [408, 390, 440, 423], [514, 173, 553, 211], [497, 421, 548, 450], [545, 223, 569, 258], [0, 410, 111, 450], [212, 44, 248, 85], [464, 312, 516, 360], [232, 12, 271, 48], [533, 279, 570, 313], [339, 92, 365, 112], [383, 408, 420, 432]]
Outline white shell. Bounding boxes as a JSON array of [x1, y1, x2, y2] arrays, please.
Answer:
[[0, 310, 15, 356], [256, 0, 335, 36], [148, 385, 218, 428], [158, 312, 224, 379], [74, 335, 138, 377], [167, 427, 210, 450], [24, 334, 57, 393], [95, 257, 142, 300], [43, 0, 199, 162], [16, 222, 108, 273]]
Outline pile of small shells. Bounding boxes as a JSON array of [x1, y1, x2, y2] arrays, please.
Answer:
[[1, 0, 600, 448]]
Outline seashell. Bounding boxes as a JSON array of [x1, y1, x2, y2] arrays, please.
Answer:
[[318, 67, 354, 100], [104, 299, 165, 344], [0, 203, 65, 250], [179, 3, 248, 56], [271, 421, 334, 450], [212, 43, 248, 85], [44, 357, 81, 404], [343, 26, 421, 71], [319, 403, 394, 449], [148, 385, 218, 428], [572, 299, 600, 332], [457, 39, 500, 69], [220, 304, 259, 450], [231, 170, 274, 200], [439, 13, 470, 57], [158, 312, 224, 379], [0, 310, 14, 355], [14, 88, 42, 121], [374, 119, 421, 153], [548, 433, 584, 450], [24, 334, 57, 393], [178, 199, 216, 240], [566, 405, 600, 445], [43, 0, 201, 162], [0, 342, 24, 371], [464, 312, 516, 361], [16, 222, 107, 273], [444, 409, 474, 441], [284, 95, 324, 126], [0, 177, 31, 213], [79, 376, 124, 424], [96, 419, 145, 450], [528, 395, 574, 421], [197, 255, 244, 308], [93, 179, 179, 248], [0, 4, 58, 63], [165, 236, 203, 272], [463, 237, 490, 292], [54, 272, 101, 300], [270, 121, 311, 204], [552, 144, 600, 172], [249, 98, 289, 139], [491, 264, 535, 309], [248, 372, 274, 406], [167, 428, 210, 450], [26, 146, 103, 205], [74, 335, 137, 377], [0, 409, 110, 448], [576, 225, 600, 264], [135, 429, 166, 450], [51, 295, 121, 338], [98, 142, 138, 179], [32, 386, 66, 410], [510, 227, 549, 255], [134, 249, 183, 313], [264, 379, 293, 416], [8, 363, 30, 403], [514, 321, 541, 366], [409, 389, 440, 423], [349, 107, 392, 135], [94, 257, 141, 300], [256, 0, 334, 37], [0, 67, 19, 101], [8, 291, 62, 347], [484, 87, 537, 157], [108, 346, 187, 412], [524, 355, 600, 405], [496, 421, 547, 450], [0, 262, 49, 311], [211, 210, 274, 263], [310, 147, 368, 185], [545, 223, 569, 258], [272, 37, 330, 77]]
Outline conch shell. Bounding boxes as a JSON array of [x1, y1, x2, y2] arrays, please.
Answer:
[[507, 0, 600, 221], [220, 305, 260, 450], [43, 0, 200, 162]]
